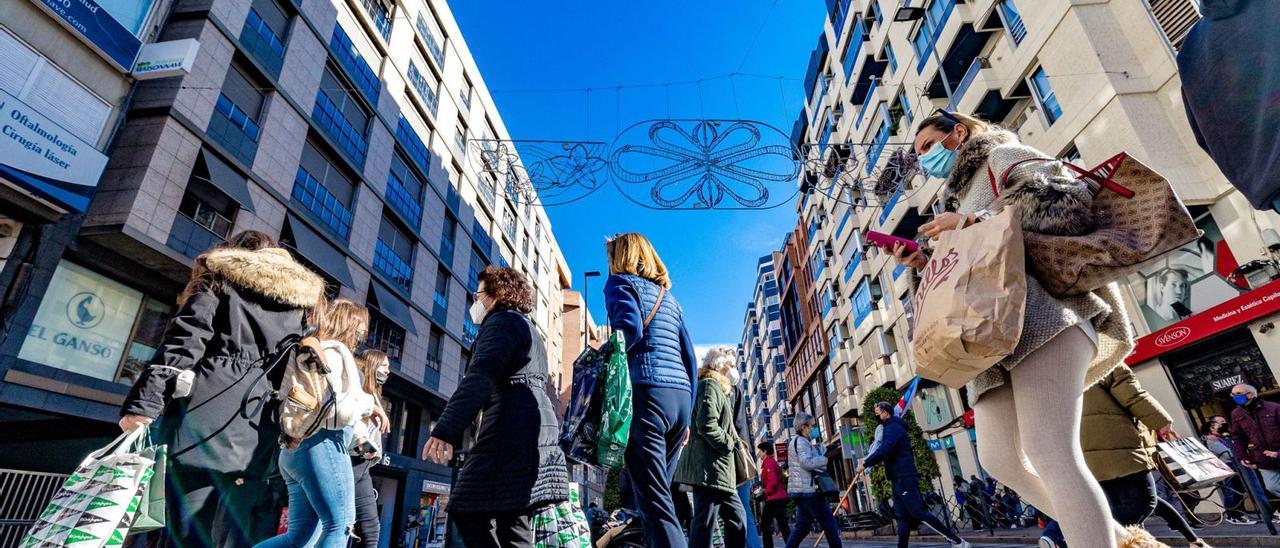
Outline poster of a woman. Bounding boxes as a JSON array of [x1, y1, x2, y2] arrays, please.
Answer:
[[1129, 213, 1242, 331]]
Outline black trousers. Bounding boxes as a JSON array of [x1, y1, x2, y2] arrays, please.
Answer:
[[890, 477, 961, 548], [164, 464, 280, 548], [760, 499, 791, 548], [1098, 470, 1198, 542], [352, 459, 380, 548], [453, 510, 534, 548], [689, 486, 747, 548]]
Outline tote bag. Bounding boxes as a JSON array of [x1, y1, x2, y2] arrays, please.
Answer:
[[733, 439, 758, 486], [597, 332, 633, 470], [989, 152, 1200, 297], [911, 208, 1027, 388], [1156, 437, 1236, 490], [532, 484, 593, 548], [22, 428, 160, 547]]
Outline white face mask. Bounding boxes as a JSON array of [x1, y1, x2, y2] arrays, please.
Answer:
[[726, 366, 741, 386], [469, 299, 489, 324]]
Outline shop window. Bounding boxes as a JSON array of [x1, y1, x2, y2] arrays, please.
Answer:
[[169, 177, 236, 260], [18, 261, 173, 384]]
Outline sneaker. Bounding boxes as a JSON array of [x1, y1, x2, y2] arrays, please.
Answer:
[[1226, 516, 1258, 525], [1038, 537, 1062, 548], [950, 541, 971, 548]]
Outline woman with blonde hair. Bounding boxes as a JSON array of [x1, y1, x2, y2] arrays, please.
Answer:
[[350, 349, 391, 548], [674, 346, 747, 548], [893, 109, 1149, 548], [602, 233, 698, 548], [257, 300, 386, 548]]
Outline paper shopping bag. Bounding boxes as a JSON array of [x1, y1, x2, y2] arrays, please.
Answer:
[[911, 208, 1027, 388], [1157, 437, 1236, 490]]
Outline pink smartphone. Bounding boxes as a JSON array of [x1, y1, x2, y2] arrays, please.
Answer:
[[865, 230, 919, 253]]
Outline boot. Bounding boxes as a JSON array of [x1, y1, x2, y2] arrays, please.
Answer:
[[1119, 526, 1170, 548]]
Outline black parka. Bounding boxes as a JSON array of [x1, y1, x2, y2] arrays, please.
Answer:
[[121, 247, 324, 477], [431, 308, 569, 513]]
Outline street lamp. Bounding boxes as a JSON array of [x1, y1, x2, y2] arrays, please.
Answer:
[[582, 271, 601, 348]]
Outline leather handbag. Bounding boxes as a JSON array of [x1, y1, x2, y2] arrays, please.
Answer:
[[733, 438, 758, 486], [989, 152, 1200, 297]]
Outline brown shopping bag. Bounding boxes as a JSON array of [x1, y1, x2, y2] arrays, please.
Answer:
[[990, 152, 1200, 297], [911, 209, 1027, 388]]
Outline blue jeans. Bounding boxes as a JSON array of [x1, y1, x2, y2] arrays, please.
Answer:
[[738, 483, 763, 548], [784, 494, 842, 548], [623, 386, 692, 548], [256, 428, 355, 548]]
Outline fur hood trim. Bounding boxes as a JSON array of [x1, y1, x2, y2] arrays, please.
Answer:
[[944, 129, 1017, 198], [204, 247, 325, 308], [698, 367, 733, 393]]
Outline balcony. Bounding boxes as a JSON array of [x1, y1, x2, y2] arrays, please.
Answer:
[[841, 18, 866, 81], [876, 187, 905, 227], [862, 356, 894, 389], [853, 77, 878, 129], [373, 240, 413, 292], [167, 213, 226, 260], [946, 57, 984, 111], [834, 391, 860, 419], [414, 14, 446, 68], [358, 0, 392, 42], [395, 116, 432, 179], [328, 26, 380, 107], [240, 8, 285, 78], [312, 90, 368, 167], [207, 94, 260, 166]]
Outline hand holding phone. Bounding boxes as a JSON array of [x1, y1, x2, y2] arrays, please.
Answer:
[[865, 230, 919, 253]]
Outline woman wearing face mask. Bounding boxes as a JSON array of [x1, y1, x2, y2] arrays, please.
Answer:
[[350, 349, 391, 548], [673, 347, 748, 548], [784, 412, 842, 548], [895, 110, 1146, 548], [422, 267, 568, 547]]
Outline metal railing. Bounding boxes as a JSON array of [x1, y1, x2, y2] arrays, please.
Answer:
[[947, 58, 984, 111], [0, 469, 69, 546]]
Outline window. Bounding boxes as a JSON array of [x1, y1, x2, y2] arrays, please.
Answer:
[[911, 0, 953, 70], [242, 0, 290, 73], [998, 0, 1027, 45], [1060, 143, 1081, 163], [462, 296, 479, 345], [18, 261, 173, 384], [432, 266, 450, 323], [467, 252, 486, 291], [440, 215, 458, 265], [1144, 0, 1200, 52], [427, 328, 443, 369], [366, 307, 405, 363], [501, 208, 517, 241], [395, 115, 432, 178], [521, 230, 531, 257], [1028, 66, 1062, 125], [293, 140, 355, 239], [358, 0, 393, 41], [414, 10, 447, 67], [314, 66, 371, 165], [327, 25, 380, 105], [459, 76, 474, 111], [454, 119, 468, 156], [406, 61, 440, 115], [170, 177, 236, 259], [884, 42, 898, 75], [374, 216, 414, 291], [382, 158, 422, 228], [209, 64, 264, 164]]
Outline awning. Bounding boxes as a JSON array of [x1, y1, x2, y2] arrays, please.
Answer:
[[285, 215, 355, 288], [200, 149, 255, 212], [370, 280, 418, 335]]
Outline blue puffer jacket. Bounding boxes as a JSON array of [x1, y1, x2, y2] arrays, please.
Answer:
[[861, 416, 918, 480], [604, 274, 697, 397]]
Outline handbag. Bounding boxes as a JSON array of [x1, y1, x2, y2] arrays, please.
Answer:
[[532, 483, 593, 548], [989, 152, 1200, 297], [1156, 437, 1236, 490], [560, 345, 608, 466], [22, 428, 162, 547], [910, 208, 1027, 388], [791, 438, 839, 496], [733, 439, 758, 486]]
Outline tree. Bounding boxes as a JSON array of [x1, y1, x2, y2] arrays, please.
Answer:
[[604, 467, 621, 511], [860, 386, 940, 502]]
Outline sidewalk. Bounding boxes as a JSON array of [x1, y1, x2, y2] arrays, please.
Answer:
[[844, 519, 1280, 547]]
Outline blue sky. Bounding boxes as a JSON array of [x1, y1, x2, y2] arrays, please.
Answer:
[[449, 1, 826, 348]]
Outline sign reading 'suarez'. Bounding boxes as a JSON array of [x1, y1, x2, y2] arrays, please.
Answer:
[[1128, 278, 1280, 365]]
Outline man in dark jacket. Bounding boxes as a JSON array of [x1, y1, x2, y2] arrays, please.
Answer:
[[1230, 383, 1280, 498], [857, 402, 968, 548]]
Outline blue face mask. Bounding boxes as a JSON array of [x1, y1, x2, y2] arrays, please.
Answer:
[[1233, 394, 1251, 406], [918, 130, 960, 179]]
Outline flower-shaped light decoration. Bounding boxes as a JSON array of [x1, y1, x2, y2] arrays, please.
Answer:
[[610, 120, 799, 209], [535, 143, 608, 192]]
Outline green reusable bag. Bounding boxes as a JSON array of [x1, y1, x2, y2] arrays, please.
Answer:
[[129, 435, 166, 533], [596, 332, 632, 469]]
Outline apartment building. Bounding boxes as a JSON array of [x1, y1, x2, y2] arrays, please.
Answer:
[[0, 0, 578, 543], [739, 253, 791, 452], [783, 0, 1280, 507]]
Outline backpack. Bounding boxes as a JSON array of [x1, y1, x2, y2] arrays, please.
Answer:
[[276, 337, 336, 443]]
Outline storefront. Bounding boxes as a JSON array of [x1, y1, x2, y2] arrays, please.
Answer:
[[1126, 211, 1280, 430]]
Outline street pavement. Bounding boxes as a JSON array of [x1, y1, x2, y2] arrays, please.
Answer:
[[769, 518, 1280, 547]]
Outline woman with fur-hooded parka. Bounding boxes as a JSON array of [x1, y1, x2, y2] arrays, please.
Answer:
[[121, 232, 325, 548]]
